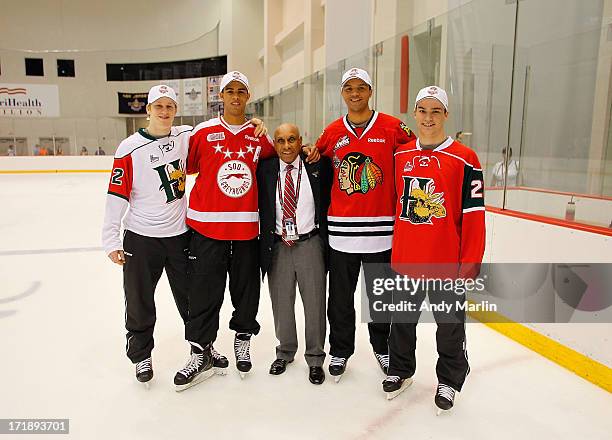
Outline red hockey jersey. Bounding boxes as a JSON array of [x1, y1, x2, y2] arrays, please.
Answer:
[[316, 111, 415, 253], [392, 136, 485, 275], [187, 117, 275, 240], [101, 125, 191, 254]]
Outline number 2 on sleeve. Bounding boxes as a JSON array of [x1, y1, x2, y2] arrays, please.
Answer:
[[111, 168, 124, 185]]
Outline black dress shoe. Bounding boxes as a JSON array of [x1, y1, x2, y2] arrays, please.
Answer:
[[309, 366, 325, 385], [269, 359, 291, 375]]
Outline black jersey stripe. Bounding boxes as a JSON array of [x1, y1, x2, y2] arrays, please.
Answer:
[[107, 190, 129, 201], [328, 220, 395, 227], [328, 230, 393, 237]]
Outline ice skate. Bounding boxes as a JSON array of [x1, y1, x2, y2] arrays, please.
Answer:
[[211, 345, 229, 375], [173, 344, 214, 392], [435, 383, 456, 415], [135, 357, 153, 388], [383, 375, 413, 400], [374, 352, 389, 375], [328, 356, 347, 383], [234, 333, 252, 379]]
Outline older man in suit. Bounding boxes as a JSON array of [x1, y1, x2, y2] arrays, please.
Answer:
[[257, 123, 332, 385]]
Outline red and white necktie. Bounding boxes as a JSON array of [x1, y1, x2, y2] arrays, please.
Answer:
[[282, 164, 297, 247]]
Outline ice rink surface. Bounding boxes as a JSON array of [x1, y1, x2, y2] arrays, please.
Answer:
[[1, 173, 610, 440]]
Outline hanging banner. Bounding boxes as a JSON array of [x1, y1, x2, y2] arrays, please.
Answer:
[[182, 78, 204, 116], [207, 75, 223, 103], [117, 92, 147, 114], [0, 83, 60, 117]]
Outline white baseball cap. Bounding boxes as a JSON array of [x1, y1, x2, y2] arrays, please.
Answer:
[[147, 84, 178, 105], [341, 67, 372, 88], [414, 85, 448, 111], [220, 71, 250, 92]]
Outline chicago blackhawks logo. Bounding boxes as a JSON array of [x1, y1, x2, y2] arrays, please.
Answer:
[[399, 177, 446, 224], [337, 152, 383, 195], [153, 159, 186, 203], [217, 160, 252, 198]]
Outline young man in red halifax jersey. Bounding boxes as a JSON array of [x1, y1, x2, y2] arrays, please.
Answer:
[[383, 86, 485, 414], [315, 68, 416, 381], [174, 71, 319, 389]]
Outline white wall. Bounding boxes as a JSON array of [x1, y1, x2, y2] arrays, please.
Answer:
[[324, 0, 372, 67], [0, 0, 227, 155], [486, 211, 612, 367]]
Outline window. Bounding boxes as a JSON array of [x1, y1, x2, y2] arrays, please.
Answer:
[[25, 58, 44, 76], [106, 56, 226, 81], [57, 59, 75, 77]]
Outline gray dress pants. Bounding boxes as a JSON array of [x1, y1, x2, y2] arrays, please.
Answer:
[[267, 234, 327, 367]]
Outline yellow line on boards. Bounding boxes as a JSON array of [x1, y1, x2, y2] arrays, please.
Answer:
[[468, 307, 612, 393], [0, 170, 111, 174]]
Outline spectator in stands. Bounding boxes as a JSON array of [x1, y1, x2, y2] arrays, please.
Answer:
[[491, 147, 520, 187], [7, 145, 16, 156], [33, 144, 41, 156], [39, 146, 48, 156], [80, 146, 89, 155], [56, 147, 64, 156], [95, 147, 106, 156]]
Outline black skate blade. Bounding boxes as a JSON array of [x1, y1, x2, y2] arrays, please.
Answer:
[[175, 369, 215, 392], [386, 378, 413, 400]]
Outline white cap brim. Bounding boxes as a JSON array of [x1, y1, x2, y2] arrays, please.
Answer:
[[341, 67, 372, 88], [220, 71, 250, 92]]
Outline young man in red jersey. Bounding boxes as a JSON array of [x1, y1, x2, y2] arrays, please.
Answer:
[[175, 71, 318, 389], [315, 68, 416, 381], [383, 86, 485, 413]]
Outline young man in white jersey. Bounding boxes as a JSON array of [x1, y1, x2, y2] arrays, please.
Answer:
[[384, 86, 485, 413], [102, 85, 195, 388], [315, 68, 416, 381], [176, 71, 319, 387]]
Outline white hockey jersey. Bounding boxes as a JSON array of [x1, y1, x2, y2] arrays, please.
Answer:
[[101, 125, 191, 254]]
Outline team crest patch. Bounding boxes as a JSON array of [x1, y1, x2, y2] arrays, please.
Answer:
[[207, 132, 225, 142], [159, 140, 175, 153], [153, 159, 186, 203], [332, 135, 351, 168], [337, 152, 383, 195], [334, 135, 350, 152], [217, 160, 252, 198], [399, 121, 413, 137], [399, 177, 446, 224]]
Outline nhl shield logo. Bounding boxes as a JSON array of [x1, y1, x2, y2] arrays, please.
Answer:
[[217, 160, 252, 198]]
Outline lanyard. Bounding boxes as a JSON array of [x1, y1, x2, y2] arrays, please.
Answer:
[[277, 159, 303, 211]]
